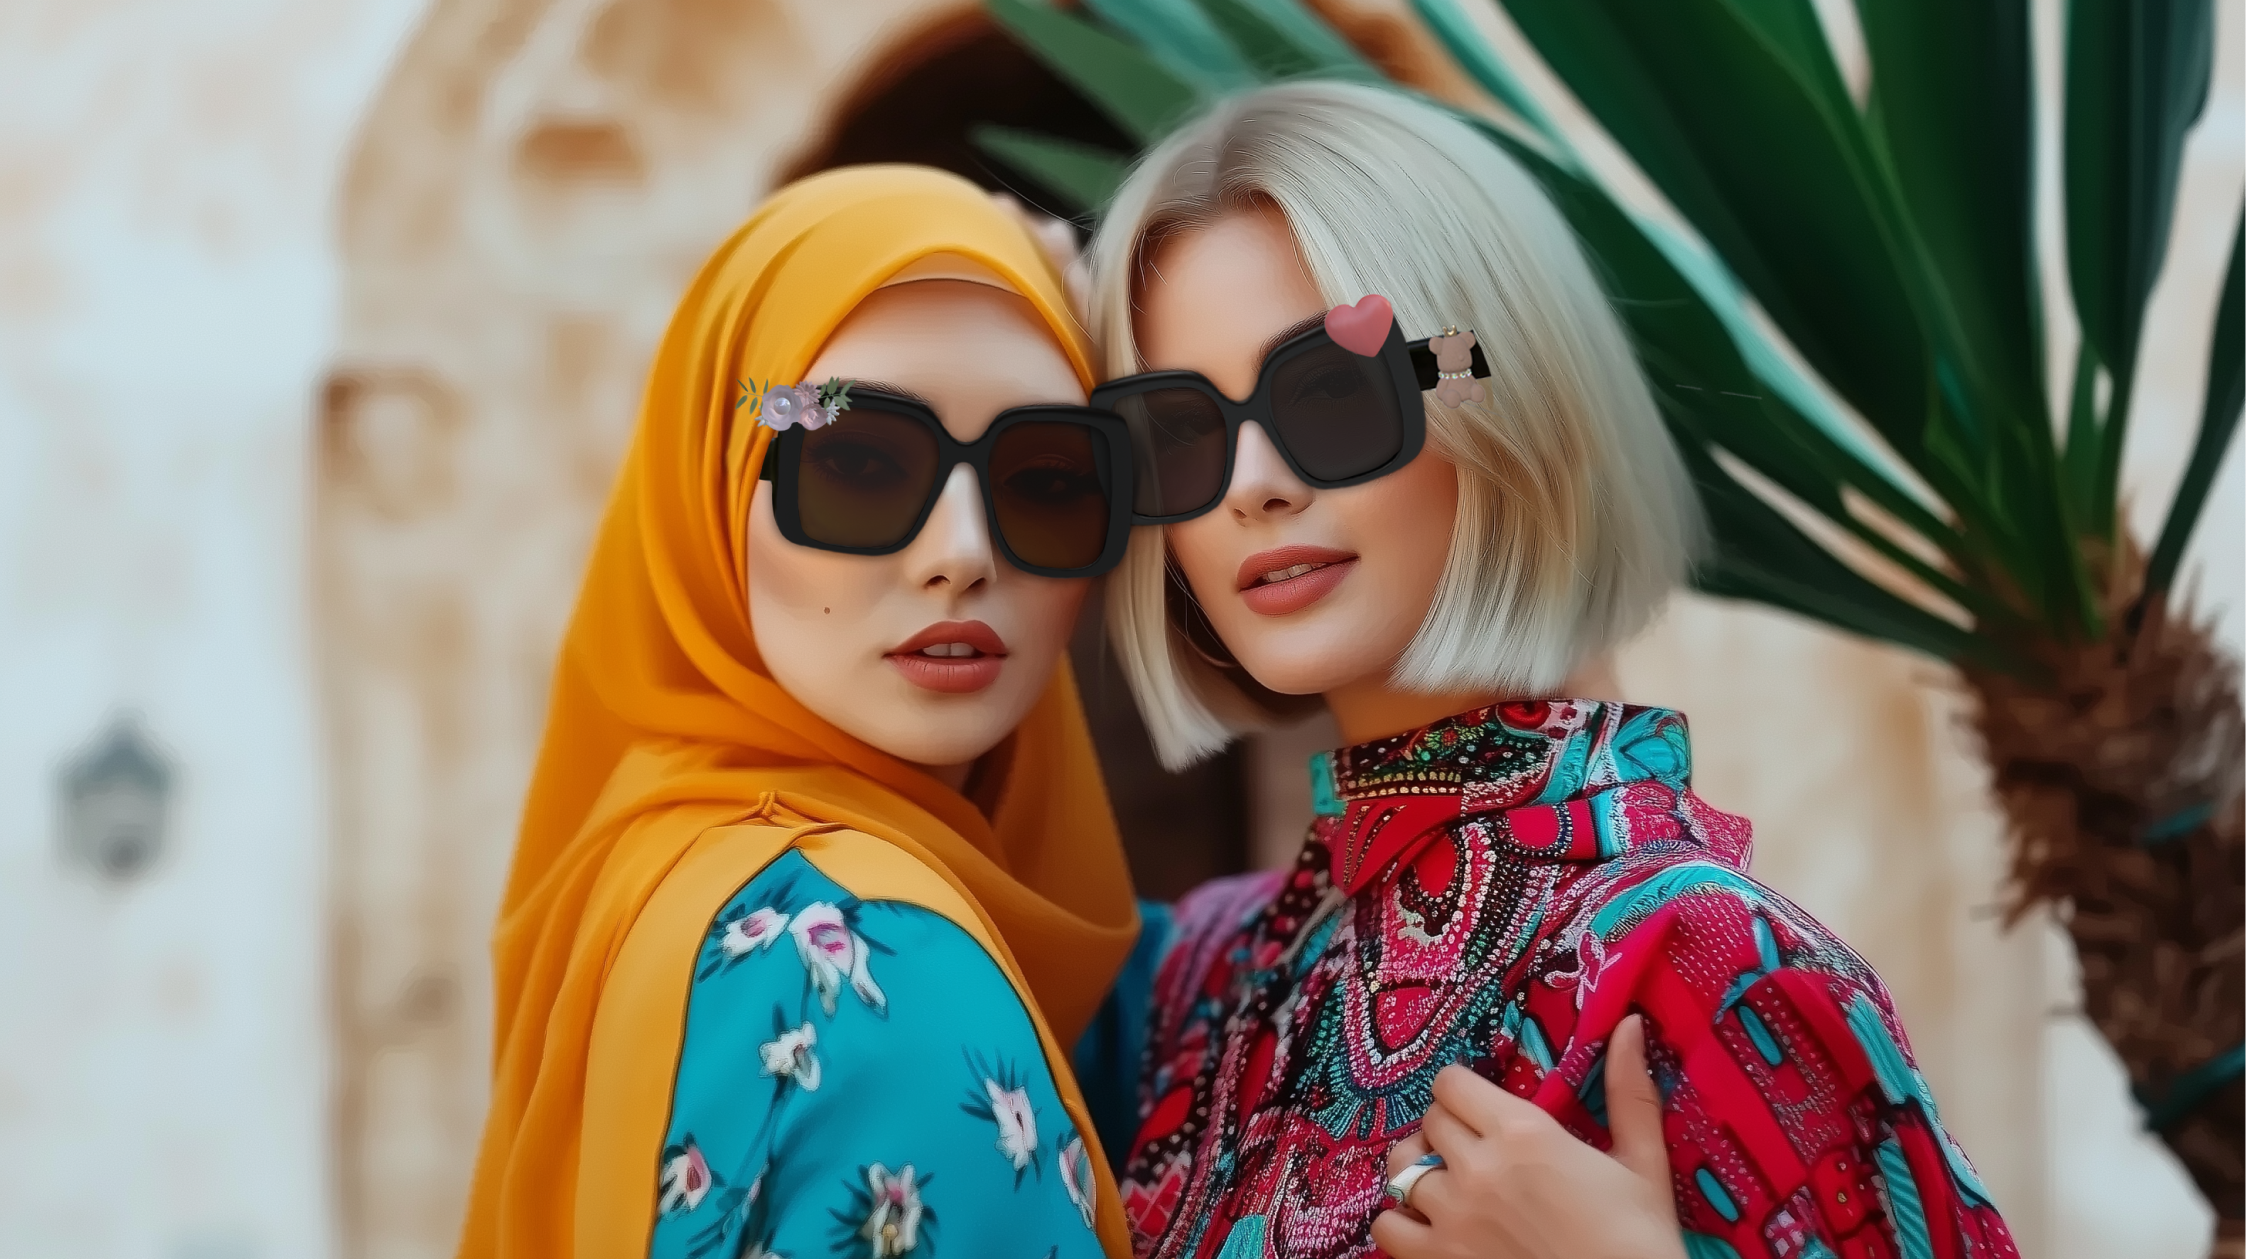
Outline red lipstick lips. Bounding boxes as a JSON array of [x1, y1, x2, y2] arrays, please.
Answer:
[[886, 620, 1009, 694], [1235, 545, 1358, 617]]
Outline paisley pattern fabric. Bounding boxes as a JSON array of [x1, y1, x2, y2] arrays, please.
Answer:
[[1121, 701, 2018, 1259], [652, 850, 1103, 1259]]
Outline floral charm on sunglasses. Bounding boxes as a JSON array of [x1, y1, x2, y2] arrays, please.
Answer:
[[739, 376, 855, 430], [1428, 327, 1486, 406]]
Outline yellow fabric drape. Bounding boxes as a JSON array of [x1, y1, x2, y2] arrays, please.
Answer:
[[458, 165, 1140, 1259]]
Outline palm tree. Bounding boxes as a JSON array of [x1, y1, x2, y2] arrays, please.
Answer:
[[978, 0, 2243, 1239]]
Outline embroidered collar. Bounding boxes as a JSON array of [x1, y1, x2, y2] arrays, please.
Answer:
[[1310, 700, 1694, 894]]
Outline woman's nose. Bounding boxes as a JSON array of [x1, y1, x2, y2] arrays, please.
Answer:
[[1223, 422, 1314, 521], [908, 464, 999, 593]]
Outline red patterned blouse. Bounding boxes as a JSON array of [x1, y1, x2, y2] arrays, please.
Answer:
[[1120, 700, 2017, 1259]]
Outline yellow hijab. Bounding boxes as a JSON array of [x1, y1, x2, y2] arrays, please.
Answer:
[[459, 166, 1140, 1258]]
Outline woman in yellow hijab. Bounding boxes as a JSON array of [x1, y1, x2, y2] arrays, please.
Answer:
[[457, 166, 1140, 1259]]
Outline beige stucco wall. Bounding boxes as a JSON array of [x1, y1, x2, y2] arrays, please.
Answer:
[[0, 1, 2235, 1257], [0, 2, 429, 1256]]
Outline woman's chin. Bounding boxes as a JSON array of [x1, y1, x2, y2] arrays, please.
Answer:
[[1224, 656, 1354, 699], [838, 684, 1027, 773], [1225, 623, 1406, 698]]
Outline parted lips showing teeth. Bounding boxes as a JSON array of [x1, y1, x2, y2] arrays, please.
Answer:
[[1233, 545, 1358, 592], [889, 619, 1009, 659], [1258, 562, 1325, 586], [886, 619, 1009, 694]]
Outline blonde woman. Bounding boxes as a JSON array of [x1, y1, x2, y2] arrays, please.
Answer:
[[1084, 82, 2017, 1259]]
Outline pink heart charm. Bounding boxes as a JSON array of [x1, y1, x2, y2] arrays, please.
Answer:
[[1323, 295, 1394, 357]]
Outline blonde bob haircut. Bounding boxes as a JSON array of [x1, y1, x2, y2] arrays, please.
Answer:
[[1089, 81, 1704, 769]]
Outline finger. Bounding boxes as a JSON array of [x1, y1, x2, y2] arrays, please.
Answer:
[[1029, 215, 1078, 261], [1368, 1203, 1443, 1259], [1430, 1063, 1538, 1136], [1604, 1015, 1673, 1193], [1419, 1099, 1483, 1161], [1400, 1160, 1470, 1225], [1386, 1128, 1434, 1179]]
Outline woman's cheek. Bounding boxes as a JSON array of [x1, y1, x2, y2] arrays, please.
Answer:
[[1363, 453, 1458, 617], [746, 487, 833, 614], [744, 486, 881, 700], [1005, 575, 1093, 676], [1162, 516, 1235, 619]]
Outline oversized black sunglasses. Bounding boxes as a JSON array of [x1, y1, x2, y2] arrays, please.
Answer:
[[759, 388, 1135, 578], [1090, 321, 1491, 524]]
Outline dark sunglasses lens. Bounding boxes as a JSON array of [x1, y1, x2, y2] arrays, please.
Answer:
[[1267, 340, 1405, 482], [792, 407, 941, 549], [1107, 386, 1227, 517], [990, 420, 1112, 571]]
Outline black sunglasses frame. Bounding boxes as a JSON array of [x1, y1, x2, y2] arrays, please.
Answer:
[[758, 388, 1136, 579], [1090, 322, 1492, 525]]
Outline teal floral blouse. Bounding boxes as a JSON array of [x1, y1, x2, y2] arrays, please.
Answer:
[[648, 850, 1143, 1259]]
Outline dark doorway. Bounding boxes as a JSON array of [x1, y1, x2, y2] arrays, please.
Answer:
[[781, 8, 1130, 220], [784, 7, 1249, 900]]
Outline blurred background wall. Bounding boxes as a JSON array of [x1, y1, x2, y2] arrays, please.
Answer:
[[0, 1, 2236, 1257]]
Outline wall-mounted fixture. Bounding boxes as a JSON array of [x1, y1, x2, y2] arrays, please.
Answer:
[[59, 715, 174, 882]]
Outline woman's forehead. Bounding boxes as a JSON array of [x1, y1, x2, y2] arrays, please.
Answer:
[[804, 280, 1087, 436], [1135, 211, 1325, 390]]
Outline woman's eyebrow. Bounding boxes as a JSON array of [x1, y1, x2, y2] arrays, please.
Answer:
[[846, 379, 933, 407], [1256, 315, 1328, 366]]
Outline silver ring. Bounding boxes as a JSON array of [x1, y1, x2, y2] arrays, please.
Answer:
[[1381, 1153, 1444, 1212]]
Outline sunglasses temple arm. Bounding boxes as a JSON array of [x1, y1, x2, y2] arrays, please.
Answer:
[[1405, 338, 1493, 391], [759, 440, 778, 482]]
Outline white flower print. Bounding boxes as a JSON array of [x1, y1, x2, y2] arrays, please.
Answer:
[[721, 906, 791, 958], [984, 1077, 1038, 1171], [790, 902, 887, 1016], [759, 1021, 821, 1091], [1058, 1132, 1095, 1229], [658, 1139, 715, 1214], [857, 1163, 925, 1257], [1542, 927, 1620, 1012]]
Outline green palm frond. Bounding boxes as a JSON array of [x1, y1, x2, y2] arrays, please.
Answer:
[[972, 125, 1131, 212], [2145, 213, 2245, 609], [2066, 0, 2218, 538], [977, 0, 2241, 674]]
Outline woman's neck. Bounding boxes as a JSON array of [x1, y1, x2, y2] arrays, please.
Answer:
[[922, 760, 974, 792], [1323, 654, 1624, 746], [920, 744, 1007, 812]]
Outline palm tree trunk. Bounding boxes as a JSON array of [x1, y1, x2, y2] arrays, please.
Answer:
[[1967, 559, 2243, 1251]]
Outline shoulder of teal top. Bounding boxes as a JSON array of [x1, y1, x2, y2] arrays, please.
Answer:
[[1073, 898, 1175, 1171], [650, 849, 1107, 1259]]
